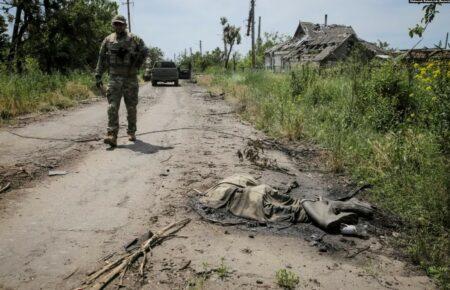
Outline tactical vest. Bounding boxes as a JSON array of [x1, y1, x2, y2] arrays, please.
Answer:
[[105, 32, 140, 76]]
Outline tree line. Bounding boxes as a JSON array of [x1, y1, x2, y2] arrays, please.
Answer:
[[0, 0, 118, 73], [176, 16, 288, 72]]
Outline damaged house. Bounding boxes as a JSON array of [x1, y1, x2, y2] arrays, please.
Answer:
[[265, 16, 388, 71]]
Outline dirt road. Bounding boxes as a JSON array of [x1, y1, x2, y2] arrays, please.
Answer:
[[0, 82, 434, 289]]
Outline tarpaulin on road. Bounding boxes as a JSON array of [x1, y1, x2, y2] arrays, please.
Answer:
[[200, 175, 374, 231]]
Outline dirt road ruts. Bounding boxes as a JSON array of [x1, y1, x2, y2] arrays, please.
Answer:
[[0, 82, 434, 289]]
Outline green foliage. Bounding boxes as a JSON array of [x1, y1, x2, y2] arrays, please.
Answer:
[[409, 4, 440, 38], [205, 58, 450, 287], [240, 32, 290, 69], [186, 258, 232, 289], [0, 14, 8, 61], [220, 17, 241, 69], [216, 257, 231, 280], [0, 59, 95, 121], [182, 32, 288, 73], [1, 0, 118, 72], [147, 46, 164, 66], [275, 269, 300, 289], [178, 48, 223, 72]]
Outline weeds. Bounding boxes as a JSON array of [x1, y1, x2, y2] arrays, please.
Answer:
[[0, 59, 96, 122], [201, 59, 449, 287], [275, 269, 300, 289], [216, 257, 232, 279], [186, 258, 232, 289]]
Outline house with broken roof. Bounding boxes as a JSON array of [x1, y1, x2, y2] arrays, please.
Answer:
[[265, 17, 388, 71]]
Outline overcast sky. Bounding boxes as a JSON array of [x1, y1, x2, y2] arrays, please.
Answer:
[[122, 0, 450, 59]]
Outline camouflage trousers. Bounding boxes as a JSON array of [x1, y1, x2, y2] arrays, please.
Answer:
[[106, 75, 139, 135]]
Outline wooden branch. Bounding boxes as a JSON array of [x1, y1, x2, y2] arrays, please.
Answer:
[[0, 182, 11, 193], [139, 249, 148, 276], [346, 245, 370, 258], [85, 219, 191, 290]]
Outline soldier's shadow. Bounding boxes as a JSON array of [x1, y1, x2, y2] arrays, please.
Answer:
[[117, 140, 174, 155]]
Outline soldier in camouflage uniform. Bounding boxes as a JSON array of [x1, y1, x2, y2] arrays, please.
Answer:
[[95, 15, 148, 147]]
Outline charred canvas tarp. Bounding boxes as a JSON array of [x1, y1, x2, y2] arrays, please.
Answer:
[[199, 175, 374, 231], [200, 175, 309, 224]]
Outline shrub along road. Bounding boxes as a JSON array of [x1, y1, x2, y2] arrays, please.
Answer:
[[0, 82, 435, 289]]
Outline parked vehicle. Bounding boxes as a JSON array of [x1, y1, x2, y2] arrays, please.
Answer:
[[178, 63, 192, 80], [151, 61, 179, 86]]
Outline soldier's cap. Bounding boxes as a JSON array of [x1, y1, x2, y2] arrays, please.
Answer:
[[112, 15, 127, 25]]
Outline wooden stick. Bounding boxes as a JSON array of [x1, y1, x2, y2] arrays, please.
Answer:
[[139, 250, 148, 276], [85, 255, 128, 285], [117, 264, 129, 288], [346, 245, 370, 258], [0, 182, 11, 193], [87, 219, 191, 290]]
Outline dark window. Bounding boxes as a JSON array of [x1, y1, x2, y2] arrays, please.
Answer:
[[154, 62, 176, 68]]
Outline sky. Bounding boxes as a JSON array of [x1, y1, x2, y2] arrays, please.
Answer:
[[122, 1, 445, 59]]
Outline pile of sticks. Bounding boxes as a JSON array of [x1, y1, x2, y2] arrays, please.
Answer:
[[82, 218, 191, 290]]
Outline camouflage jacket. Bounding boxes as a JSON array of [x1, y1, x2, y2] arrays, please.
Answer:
[[95, 32, 148, 77]]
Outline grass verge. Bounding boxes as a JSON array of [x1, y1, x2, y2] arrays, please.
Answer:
[[199, 59, 449, 288], [0, 59, 98, 123]]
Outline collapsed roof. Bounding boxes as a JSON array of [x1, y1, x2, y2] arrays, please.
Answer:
[[266, 20, 387, 65]]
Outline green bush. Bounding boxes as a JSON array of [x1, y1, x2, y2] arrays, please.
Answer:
[[205, 59, 449, 287], [0, 59, 95, 121], [275, 269, 300, 289]]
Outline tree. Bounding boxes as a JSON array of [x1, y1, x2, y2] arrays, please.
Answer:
[[198, 48, 222, 71], [244, 32, 289, 68], [147, 46, 164, 66], [377, 40, 390, 50], [220, 17, 228, 60], [409, 4, 440, 38], [220, 17, 241, 69], [0, 14, 8, 62], [0, 0, 118, 73]]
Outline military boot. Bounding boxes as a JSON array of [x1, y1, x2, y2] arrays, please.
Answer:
[[104, 133, 117, 147], [128, 132, 136, 142]]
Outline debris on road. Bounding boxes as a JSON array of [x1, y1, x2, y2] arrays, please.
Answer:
[[48, 170, 67, 176], [340, 224, 369, 239], [123, 230, 154, 252], [341, 224, 357, 235], [196, 174, 374, 232], [239, 139, 294, 175], [0, 182, 11, 193], [346, 245, 371, 258], [178, 260, 191, 271], [63, 267, 79, 280], [82, 218, 190, 290], [160, 154, 173, 163]]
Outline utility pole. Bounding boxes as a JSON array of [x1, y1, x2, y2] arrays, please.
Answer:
[[247, 0, 256, 69], [199, 40, 203, 56], [445, 32, 449, 49], [257, 16, 262, 50], [126, 0, 132, 32]]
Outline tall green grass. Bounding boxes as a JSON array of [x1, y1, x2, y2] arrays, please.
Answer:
[[0, 59, 96, 121], [201, 59, 449, 287]]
